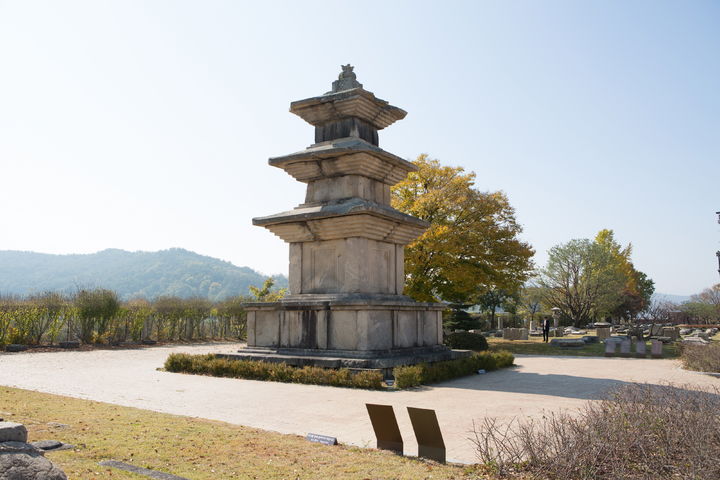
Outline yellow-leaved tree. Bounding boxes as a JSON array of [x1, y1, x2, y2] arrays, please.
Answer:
[[392, 154, 534, 304]]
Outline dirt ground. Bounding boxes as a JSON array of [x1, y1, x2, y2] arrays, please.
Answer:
[[1, 342, 717, 464]]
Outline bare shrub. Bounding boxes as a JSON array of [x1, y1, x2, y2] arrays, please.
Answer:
[[681, 343, 720, 373], [471, 383, 720, 479]]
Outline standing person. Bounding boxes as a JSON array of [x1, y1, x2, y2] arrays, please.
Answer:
[[542, 316, 551, 343]]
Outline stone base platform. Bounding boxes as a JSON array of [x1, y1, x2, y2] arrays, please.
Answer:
[[244, 296, 448, 352], [221, 345, 471, 378]]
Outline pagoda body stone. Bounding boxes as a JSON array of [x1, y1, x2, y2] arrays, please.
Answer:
[[240, 66, 465, 370]]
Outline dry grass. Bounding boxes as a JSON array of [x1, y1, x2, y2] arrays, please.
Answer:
[[681, 342, 720, 372], [471, 383, 720, 480], [0, 386, 487, 480]]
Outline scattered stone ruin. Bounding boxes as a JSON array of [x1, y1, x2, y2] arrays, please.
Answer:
[[0, 421, 67, 480]]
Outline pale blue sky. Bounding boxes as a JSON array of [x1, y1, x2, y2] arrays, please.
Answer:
[[1, 1, 718, 295]]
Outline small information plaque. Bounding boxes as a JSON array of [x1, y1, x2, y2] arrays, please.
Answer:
[[305, 433, 338, 446]]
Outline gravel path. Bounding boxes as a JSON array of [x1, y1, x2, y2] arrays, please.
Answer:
[[0, 343, 717, 463]]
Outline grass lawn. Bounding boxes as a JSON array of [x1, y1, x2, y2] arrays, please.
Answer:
[[487, 332, 680, 358], [0, 386, 487, 480]]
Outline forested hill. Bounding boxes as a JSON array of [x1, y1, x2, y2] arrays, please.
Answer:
[[0, 248, 288, 301]]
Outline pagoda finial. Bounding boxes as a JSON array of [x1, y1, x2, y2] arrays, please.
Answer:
[[331, 64, 362, 92]]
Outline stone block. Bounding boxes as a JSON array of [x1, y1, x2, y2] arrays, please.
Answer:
[[604, 341, 617, 357], [0, 422, 27, 443], [254, 310, 281, 347], [394, 311, 417, 348], [359, 310, 392, 350], [635, 340, 647, 357], [421, 311, 439, 346], [661, 327, 679, 341], [620, 339, 631, 357], [328, 310, 358, 350], [651, 339, 663, 358], [596, 327, 610, 340], [550, 338, 585, 347]]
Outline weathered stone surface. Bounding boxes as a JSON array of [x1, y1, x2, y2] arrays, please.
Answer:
[[582, 336, 599, 344], [604, 341, 617, 357], [651, 339, 663, 358], [549, 338, 585, 347], [502, 328, 529, 341], [0, 441, 67, 480], [635, 341, 647, 357], [661, 327, 679, 341], [30, 440, 62, 451], [0, 422, 27, 443], [620, 339, 632, 357], [596, 327, 611, 340], [4, 344, 27, 353], [290, 86, 407, 130], [99, 459, 189, 480]]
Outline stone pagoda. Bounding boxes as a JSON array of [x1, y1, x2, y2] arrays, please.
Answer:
[[240, 65, 465, 370]]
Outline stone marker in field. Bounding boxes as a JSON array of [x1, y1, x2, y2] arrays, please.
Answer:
[[620, 339, 631, 357], [0, 422, 67, 480], [635, 340, 646, 358], [596, 326, 610, 340], [651, 339, 663, 358], [604, 340, 617, 357], [238, 66, 469, 370]]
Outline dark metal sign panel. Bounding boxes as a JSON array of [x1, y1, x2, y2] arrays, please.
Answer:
[[407, 407, 446, 463], [365, 403, 403, 454]]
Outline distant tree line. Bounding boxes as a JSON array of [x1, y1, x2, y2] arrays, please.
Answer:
[[0, 279, 286, 347]]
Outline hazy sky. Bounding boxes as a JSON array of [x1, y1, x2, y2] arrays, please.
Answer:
[[1, 1, 718, 295]]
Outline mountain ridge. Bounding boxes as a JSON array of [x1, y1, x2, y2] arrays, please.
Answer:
[[0, 248, 287, 301]]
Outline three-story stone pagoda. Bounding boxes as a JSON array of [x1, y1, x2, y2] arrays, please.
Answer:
[[239, 65, 467, 370]]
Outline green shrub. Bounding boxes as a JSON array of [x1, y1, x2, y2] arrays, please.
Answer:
[[444, 331, 489, 351], [392, 350, 514, 388], [393, 365, 424, 389], [164, 353, 384, 390]]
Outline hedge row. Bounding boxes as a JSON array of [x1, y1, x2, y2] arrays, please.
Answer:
[[164, 350, 514, 390], [392, 350, 514, 388], [164, 353, 384, 389], [443, 331, 489, 350]]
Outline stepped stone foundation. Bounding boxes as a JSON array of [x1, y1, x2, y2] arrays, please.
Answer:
[[234, 65, 469, 371]]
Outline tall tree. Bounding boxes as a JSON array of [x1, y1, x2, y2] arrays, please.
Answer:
[[682, 284, 720, 324], [539, 239, 624, 326], [539, 230, 654, 326], [519, 285, 546, 325], [477, 289, 517, 330], [392, 155, 534, 303], [594, 230, 654, 319]]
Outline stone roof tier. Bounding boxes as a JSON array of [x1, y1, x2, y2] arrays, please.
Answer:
[[269, 137, 417, 185], [252, 198, 428, 244], [290, 88, 407, 131]]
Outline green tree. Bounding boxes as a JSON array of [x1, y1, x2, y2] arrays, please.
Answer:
[[594, 230, 654, 319], [539, 231, 654, 326], [249, 278, 287, 302], [539, 239, 623, 326], [443, 304, 479, 331], [392, 154, 534, 303], [519, 285, 546, 325], [476, 289, 517, 330], [682, 284, 720, 324], [74, 288, 120, 343]]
